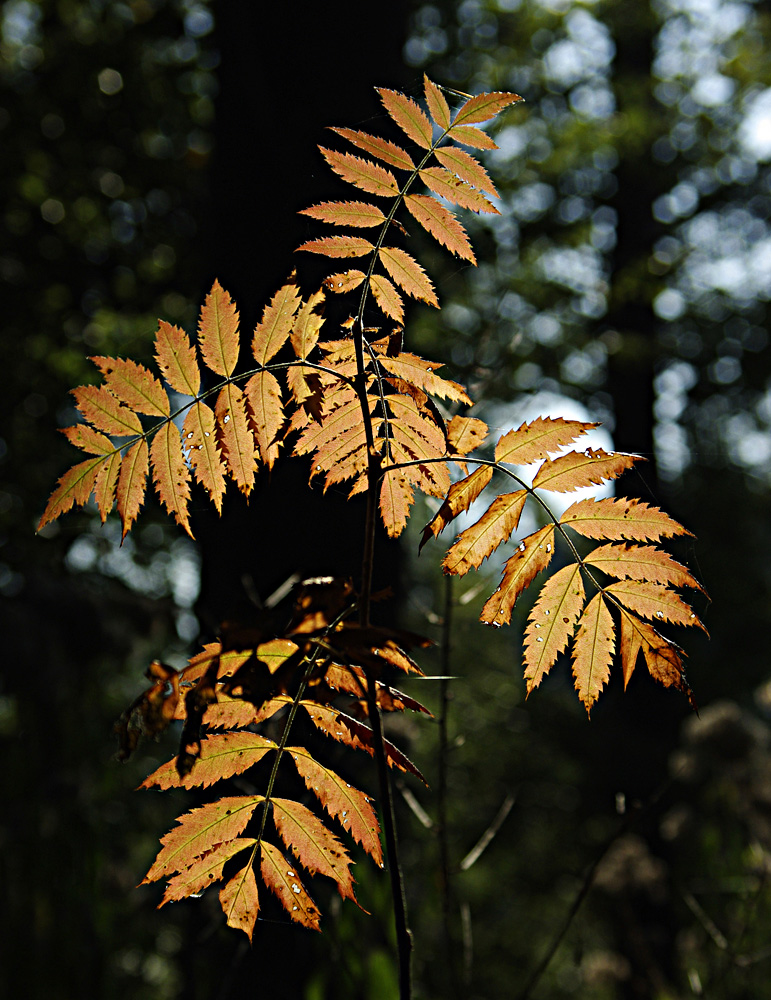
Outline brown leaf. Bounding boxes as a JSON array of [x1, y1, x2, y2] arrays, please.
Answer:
[[117, 438, 149, 539], [442, 490, 527, 574], [379, 247, 439, 307], [606, 580, 707, 633], [323, 270, 367, 294], [421, 466, 492, 549], [448, 415, 488, 454], [141, 732, 277, 791], [495, 416, 597, 466], [252, 279, 302, 366], [379, 468, 415, 538], [260, 841, 321, 930], [319, 147, 399, 197], [72, 383, 143, 436], [420, 166, 499, 214], [94, 450, 121, 522], [424, 74, 451, 130], [376, 351, 471, 404], [370, 273, 404, 323], [161, 839, 256, 908], [61, 424, 114, 455], [523, 564, 585, 693], [297, 235, 375, 258], [585, 543, 705, 593], [219, 862, 260, 940], [37, 457, 103, 531], [197, 279, 240, 378], [150, 422, 193, 537], [329, 127, 416, 171], [561, 497, 694, 541], [479, 523, 554, 620], [447, 124, 499, 150], [91, 356, 169, 418], [272, 797, 358, 903], [435, 146, 498, 197], [216, 384, 256, 495], [452, 89, 523, 125], [245, 370, 285, 469], [182, 401, 226, 513], [300, 200, 386, 228], [618, 609, 694, 707]]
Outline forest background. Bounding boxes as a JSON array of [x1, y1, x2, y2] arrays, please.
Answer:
[[3, 1, 771, 998]]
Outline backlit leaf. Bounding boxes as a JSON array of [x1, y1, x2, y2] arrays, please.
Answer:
[[532, 448, 639, 493], [618, 608, 694, 706], [606, 580, 707, 633], [443, 490, 527, 575], [154, 320, 200, 396], [219, 862, 260, 940], [61, 424, 114, 455], [141, 732, 277, 790], [323, 270, 366, 294], [434, 146, 498, 197], [91, 356, 169, 417], [404, 194, 476, 262], [216, 384, 256, 495], [197, 279, 240, 378], [37, 457, 103, 531], [319, 147, 399, 196], [447, 415, 487, 454], [72, 383, 143, 436], [420, 166, 499, 214], [330, 127, 416, 170], [421, 466, 492, 547], [447, 124, 499, 150], [161, 838, 256, 906], [370, 273, 404, 323], [379, 247, 439, 307], [424, 74, 451, 130], [585, 543, 705, 593], [291, 288, 325, 359], [523, 563, 585, 693], [272, 797, 357, 903], [300, 200, 386, 228], [296, 235, 375, 258], [380, 468, 415, 537], [117, 438, 149, 539], [94, 449, 120, 522], [182, 401, 226, 513], [150, 421, 192, 537], [252, 279, 302, 366], [260, 841, 320, 930], [572, 593, 615, 714], [377, 87, 433, 149], [495, 417, 598, 466], [479, 523, 554, 621], [376, 351, 471, 404], [560, 497, 693, 541], [245, 370, 284, 469], [453, 89, 523, 125]]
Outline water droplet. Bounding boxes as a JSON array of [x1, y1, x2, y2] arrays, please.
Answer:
[[197, 444, 203, 449], [342, 810, 347, 818], [346, 783, 351, 788], [690, 613, 695, 619], [315, 465, 321, 471], [292, 883, 301, 894], [380, 863, 385, 869], [519, 542, 526, 552], [223, 414, 230, 423]]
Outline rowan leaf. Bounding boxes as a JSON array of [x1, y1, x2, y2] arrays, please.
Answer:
[[495, 417, 599, 466], [447, 124, 499, 150], [260, 840, 320, 930], [141, 732, 277, 791], [447, 415, 488, 454], [160, 838, 256, 907], [379, 247, 439, 308], [443, 490, 528, 575], [561, 497, 693, 541], [453, 89, 523, 125], [182, 401, 226, 512], [61, 424, 114, 455], [618, 608, 694, 706], [523, 563, 585, 693], [532, 449, 639, 493], [289, 747, 383, 865], [272, 797, 357, 903], [323, 270, 367, 294], [219, 861, 260, 940], [291, 289, 325, 360], [370, 273, 404, 323], [319, 147, 399, 196], [572, 593, 615, 714], [376, 87, 433, 149], [197, 279, 240, 378], [116, 438, 149, 539], [296, 235, 376, 258], [606, 580, 707, 633], [479, 523, 555, 621], [585, 543, 705, 593], [245, 370, 284, 469], [420, 166, 499, 214], [329, 127, 416, 171], [380, 468, 415, 537], [377, 351, 471, 404], [300, 200, 386, 228], [72, 383, 143, 437], [252, 279, 302, 366], [143, 796, 263, 882], [94, 449, 121, 522], [434, 146, 498, 197], [404, 194, 476, 262], [216, 383, 256, 495], [424, 74, 451, 130], [150, 421, 193, 537], [37, 457, 103, 530], [421, 466, 492, 548], [91, 356, 169, 418], [154, 320, 200, 396]]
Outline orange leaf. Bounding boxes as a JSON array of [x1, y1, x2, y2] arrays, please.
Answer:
[[219, 861, 260, 940], [91, 356, 169, 417], [289, 747, 383, 865], [323, 270, 366, 294], [448, 415, 488, 454], [453, 89, 523, 125], [479, 523, 554, 620], [376, 351, 471, 404], [420, 166, 499, 214], [404, 194, 476, 262], [572, 593, 615, 714], [290, 289, 325, 360], [72, 383, 143, 437], [216, 384, 256, 495], [296, 235, 375, 258], [161, 839, 256, 907], [61, 424, 114, 455], [182, 400, 226, 513], [585, 543, 705, 593], [606, 580, 707, 633], [443, 490, 527, 575], [618, 608, 694, 707], [272, 797, 358, 903], [37, 457, 103, 531], [94, 449, 120, 522], [116, 438, 149, 539], [154, 320, 200, 396], [532, 449, 639, 493], [141, 732, 277, 791], [329, 127, 416, 171], [379, 247, 439, 307], [434, 146, 498, 197], [377, 87, 433, 149], [380, 468, 415, 537], [150, 422, 193, 537], [424, 74, 451, 130], [143, 796, 263, 882], [261, 840, 320, 930], [421, 466, 492, 548], [299, 200, 386, 228], [495, 416, 598, 465], [252, 279, 302, 366], [560, 497, 693, 541], [245, 370, 284, 469], [447, 124, 499, 150], [319, 147, 399, 196], [523, 563, 585, 693], [197, 279, 240, 378], [370, 273, 404, 323]]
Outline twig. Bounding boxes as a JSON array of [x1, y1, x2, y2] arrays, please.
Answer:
[[458, 792, 516, 872]]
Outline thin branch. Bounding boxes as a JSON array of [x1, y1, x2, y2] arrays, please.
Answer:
[[458, 792, 516, 872]]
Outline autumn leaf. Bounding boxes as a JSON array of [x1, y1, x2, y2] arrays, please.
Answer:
[[420, 166, 499, 214], [329, 127, 416, 170], [297, 235, 376, 258], [443, 490, 528, 575], [376, 351, 471, 404], [452, 89, 523, 125], [182, 401, 226, 513], [560, 497, 693, 541], [370, 273, 404, 323], [161, 838, 256, 906], [424, 74, 451, 130], [447, 124, 499, 150], [216, 383, 256, 495], [197, 280, 240, 379], [300, 200, 386, 228], [447, 416, 488, 454], [252, 279, 301, 366], [434, 145, 498, 197], [245, 370, 284, 469], [523, 563, 585, 693], [585, 543, 705, 593], [323, 270, 366, 294], [94, 450, 121, 522], [272, 797, 358, 903], [37, 456, 103, 531], [260, 840, 321, 930], [572, 593, 615, 713], [117, 438, 149, 539], [72, 383, 143, 437], [532, 449, 639, 493], [495, 417, 597, 466], [606, 580, 707, 633], [377, 87, 433, 149], [479, 523, 555, 621], [380, 468, 415, 537], [618, 608, 694, 706], [220, 862, 260, 939], [61, 424, 113, 455], [379, 247, 439, 307], [91, 356, 169, 418], [141, 732, 277, 791], [150, 421, 193, 537], [154, 320, 200, 397], [421, 466, 492, 548], [319, 147, 399, 197], [404, 194, 476, 262]]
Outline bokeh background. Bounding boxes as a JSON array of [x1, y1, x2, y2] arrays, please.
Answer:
[[3, 1, 771, 997]]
